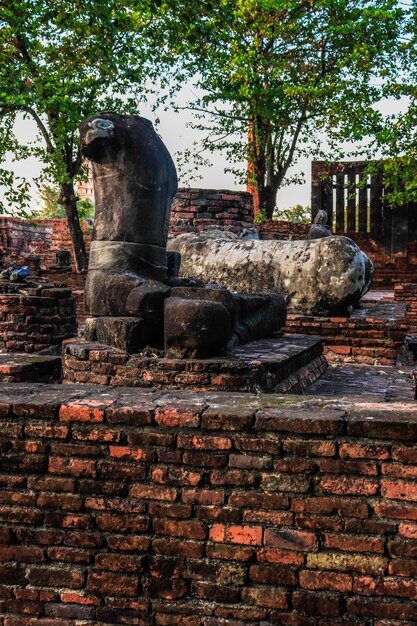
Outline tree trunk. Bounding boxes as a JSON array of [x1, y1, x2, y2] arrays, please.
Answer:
[[59, 181, 88, 272], [257, 184, 277, 219]]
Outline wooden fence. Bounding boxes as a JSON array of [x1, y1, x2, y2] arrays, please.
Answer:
[[311, 161, 417, 255]]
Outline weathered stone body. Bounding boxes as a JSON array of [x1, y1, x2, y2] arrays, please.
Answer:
[[80, 113, 287, 355], [308, 209, 333, 239], [168, 234, 373, 315], [80, 112, 178, 319]]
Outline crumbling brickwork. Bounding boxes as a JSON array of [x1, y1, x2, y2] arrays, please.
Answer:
[[0, 385, 416, 624], [170, 189, 254, 236]]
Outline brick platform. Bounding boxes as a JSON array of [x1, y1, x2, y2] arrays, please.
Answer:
[[284, 301, 410, 365], [0, 354, 61, 382], [62, 335, 327, 393], [0, 383, 416, 624], [0, 286, 77, 353]]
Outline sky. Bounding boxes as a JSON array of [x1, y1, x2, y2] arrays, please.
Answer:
[[3, 86, 406, 214], [5, 93, 312, 214]]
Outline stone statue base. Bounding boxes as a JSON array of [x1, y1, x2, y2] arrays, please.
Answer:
[[85, 285, 287, 356], [62, 334, 327, 393]]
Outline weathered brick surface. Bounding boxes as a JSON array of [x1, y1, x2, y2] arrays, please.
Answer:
[[63, 335, 327, 392], [284, 313, 409, 365], [0, 217, 91, 271], [0, 288, 76, 355], [0, 383, 416, 623], [169, 188, 254, 236]]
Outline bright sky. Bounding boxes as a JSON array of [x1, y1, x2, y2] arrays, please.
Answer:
[[4, 87, 406, 214]]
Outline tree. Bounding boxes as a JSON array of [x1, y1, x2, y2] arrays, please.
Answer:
[[164, 0, 403, 218], [35, 184, 65, 218], [0, 0, 161, 270], [351, 2, 417, 208]]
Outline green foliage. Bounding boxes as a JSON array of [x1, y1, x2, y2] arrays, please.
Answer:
[[331, 4, 417, 206], [33, 184, 65, 218], [253, 208, 267, 224], [162, 0, 403, 217], [275, 204, 311, 224], [77, 198, 95, 221], [0, 0, 166, 267]]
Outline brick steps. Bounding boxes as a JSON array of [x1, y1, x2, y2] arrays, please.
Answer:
[[62, 334, 327, 393], [284, 303, 410, 365], [0, 354, 61, 382]]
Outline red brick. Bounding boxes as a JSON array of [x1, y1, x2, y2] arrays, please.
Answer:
[[192, 581, 240, 604], [153, 519, 207, 540], [399, 522, 417, 539], [182, 489, 225, 505], [374, 502, 417, 521], [249, 564, 297, 585], [0, 546, 44, 563], [154, 408, 200, 428], [196, 506, 240, 523], [389, 558, 417, 577], [209, 524, 262, 546], [143, 577, 188, 599], [257, 548, 305, 566], [381, 480, 417, 501], [206, 543, 254, 561], [211, 470, 255, 486], [47, 547, 91, 564], [48, 457, 96, 477], [106, 535, 150, 552], [347, 596, 417, 620], [353, 575, 417, 600], [28, 568, 84, 589], [264, 528, 319, 552], [229, 491, 289, 510], [299, 569, 352, 592], [292, 497, 369, 518], [95, 553, 146, 572], [177, 434, 232, 450], [293, 590, 343, 617], [87, 572, 138, 596], [95, 513, 148, 533], [152, 466, 202, 487], [283, 439, 336, 457], [392, 446, 417, 464], [59, 402, 106, 423], [152, 538, 204, 558], [339, 442, 390, 460], [37, 493, 82, 511], [243, 510, 293, 525], [109, 445, 155, 462], [242, 587, 289, 609], [323, 532, 385, 553], [319, 475, 378, 496], [130, 485, 178, 501], [381, 462, 417, 478]]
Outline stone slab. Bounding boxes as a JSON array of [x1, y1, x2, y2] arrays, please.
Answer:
[[0, 354, 61, 383], [62, 333, 327, 393]]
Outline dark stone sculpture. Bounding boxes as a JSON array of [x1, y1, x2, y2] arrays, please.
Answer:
[[308, 210, 333, 240], [80, 112, 286, 356], [50, 249, 72, 271]]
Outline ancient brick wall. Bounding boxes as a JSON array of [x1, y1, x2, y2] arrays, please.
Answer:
[[394, 283, 417, 332], [170, 189, 254, 236], [256, 220, 309, 240], [351, 236, 417, 288], [0, 385, 416, 624], [284, 314, 409, 365], [0, 287, 76, 353], [0, 218, 92, 271]]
